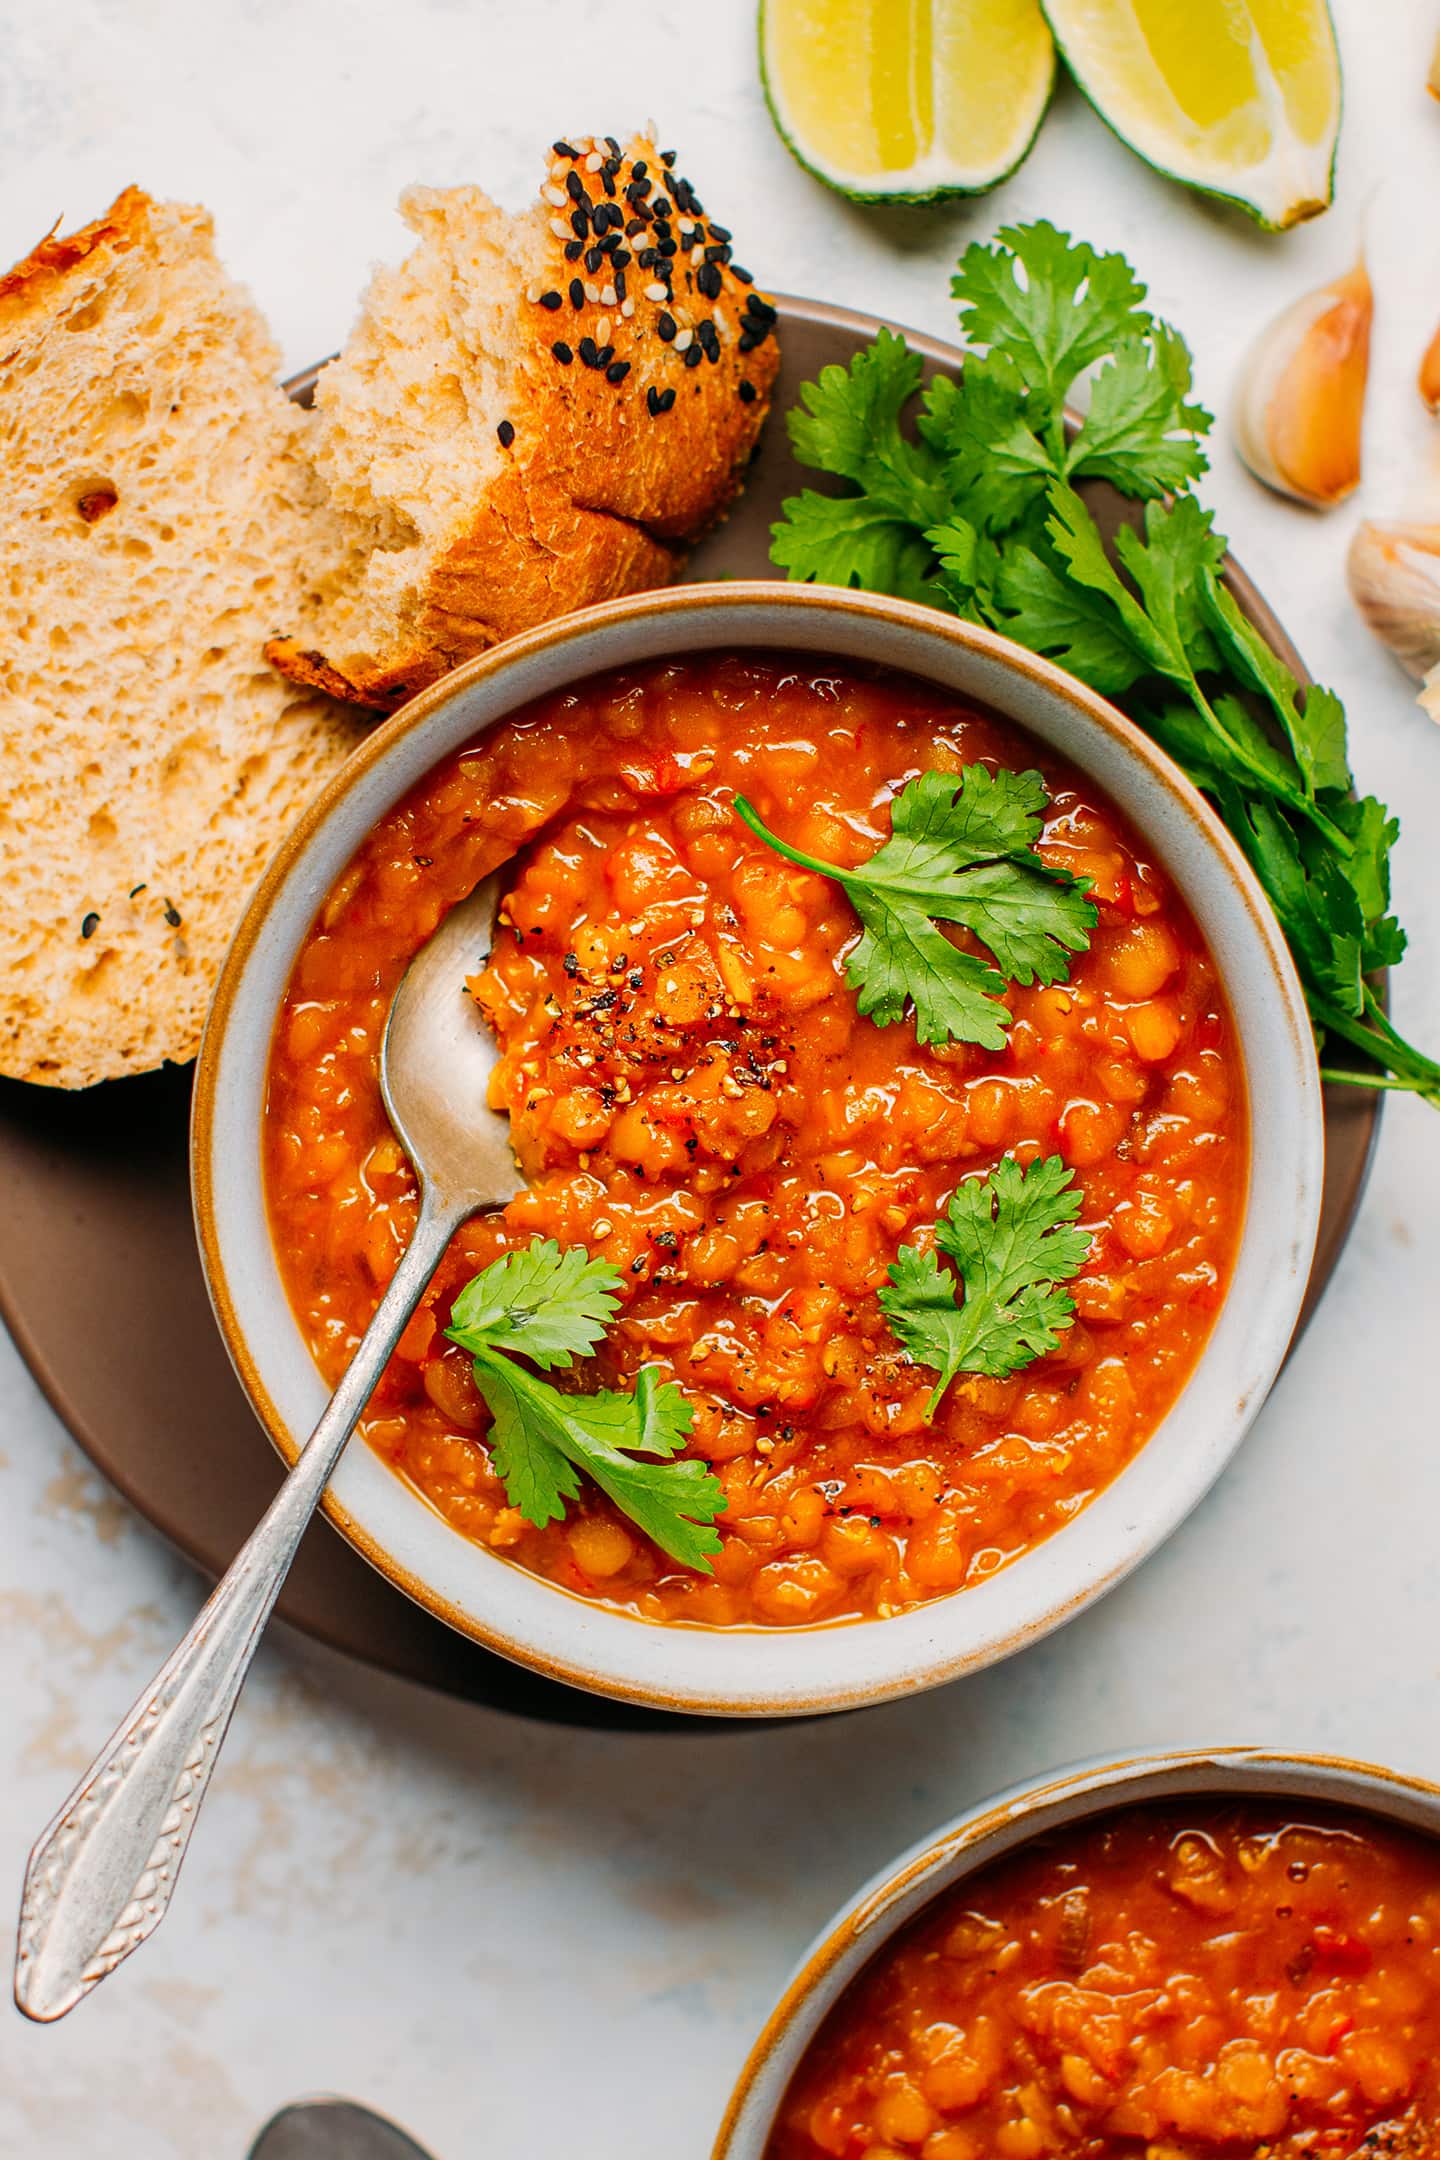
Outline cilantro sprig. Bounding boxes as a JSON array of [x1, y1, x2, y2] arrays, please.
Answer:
[[880, 1156, 1092, 1419], [734, 767, 1095, 1049], [444, 1239, 725, 1571], [771, 221, 1440, 1109]]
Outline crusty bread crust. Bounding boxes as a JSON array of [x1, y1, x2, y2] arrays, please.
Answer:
[[267, 137, 779, 709], [0, 189, 365, 1089]]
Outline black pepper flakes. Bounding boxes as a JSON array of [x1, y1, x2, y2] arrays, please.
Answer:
[[163, 901, 182, 928], [80, 911, 99, 940], [496, 419, 515, 447]]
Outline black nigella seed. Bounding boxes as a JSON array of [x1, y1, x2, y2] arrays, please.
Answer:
[[579, 336, 598, 365], [552, 340, 574, 364], [596, 343, 615, 365], [653, 196, 671, 217], [657, 238, 677, 258], [708, 222, 732, 242], [563, 951, 580, 976], [632, 159, 648, 180], [129, 883, 146, 897], [614, 269, 627, 300], [570, 209, 589, 238], [657, 311, 676, 341], [684, 343, 703, 369], [731, 264, 754, 284], [738, 378, 757, 403], [569, 277, 585, 309], [564, 239, 584, 261], [696, 262, 721, 299], [80, 911, 99, 939], [606, 359, 630, 383], [659, 386, 676, 411], [611, 247, 632, 269], [745, 295, 778, 323], [646, 385, 662, 416], [661, 148, 676, 166], [602, 169, 617, 197], [637, 247, 658, 269], [652, 218, 672, 240], [163, 902, 182, 928], [539, 289, 562, 310], [605, 133, 620, 155], [625, 217, 646, 237], [565, 170, 586, 201], [585, 246, 604, 273], [738, 330, 758, 353], [553, 139, 579, 158], [703, 243, 727, 263], [497, 419, 515, 447]]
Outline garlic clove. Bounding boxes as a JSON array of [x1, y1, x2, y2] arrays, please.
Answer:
[[1347, 520, 1440, 681], [1419, 320, 1440, 414], [1421, 663, 1440, 727], [1233, 258, 1372, 509]]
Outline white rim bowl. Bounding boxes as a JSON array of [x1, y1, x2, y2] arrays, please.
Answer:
[[192, 583, 1324, 1717], [712, 1746, 1440, 2160]]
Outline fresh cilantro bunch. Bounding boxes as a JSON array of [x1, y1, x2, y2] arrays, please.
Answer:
[[735, 766, 1095, 1049], [880, 1155, 1092, 1419], [772, 222, 1440, 1108], [444, 1239, 725, 1571]]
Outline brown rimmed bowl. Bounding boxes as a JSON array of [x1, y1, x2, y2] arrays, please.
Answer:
[[712, 1745, 1440, 2160], [192, 582, 1323, 1717]]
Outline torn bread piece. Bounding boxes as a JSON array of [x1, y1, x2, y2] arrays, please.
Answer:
[[0, 188, 366, 1088], [268, 132, 779, 709]]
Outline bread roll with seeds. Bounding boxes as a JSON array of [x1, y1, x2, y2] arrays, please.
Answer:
[[0, 188, 366, 1089], [267, 133, 779, 710]]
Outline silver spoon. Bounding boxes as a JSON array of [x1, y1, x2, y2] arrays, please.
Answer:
[[248, 2097, 438, 2160], [14, 874, 521, 2021]]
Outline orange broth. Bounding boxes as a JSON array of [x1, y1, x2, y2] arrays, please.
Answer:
[[263, 655, 1247, 1626], [766, 1803, 1440, 2160]]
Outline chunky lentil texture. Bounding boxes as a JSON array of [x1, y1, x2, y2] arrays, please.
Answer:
[[264, 656, 1246, 1626], [765, 1804, 1440, 2160]]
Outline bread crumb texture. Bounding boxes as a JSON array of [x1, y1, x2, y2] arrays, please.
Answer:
[[268, 133, 780, 708], [0, 188, 366, 1089]]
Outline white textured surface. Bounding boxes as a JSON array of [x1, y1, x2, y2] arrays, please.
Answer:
[[2, 4, 1439, 2153]]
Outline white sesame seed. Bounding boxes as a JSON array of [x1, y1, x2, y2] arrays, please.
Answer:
[[690, 244, 705, 267], [620, 298, 636, 318], [584, 280, 600, 302], [596, 316, 612, 343], [542, 185, 567, 208], [585, 151, 604, 172], [644, 281, 667, 302], [678, 219, 695, 236], [674, 328, 693, 352], [600, 284, 618, 307], [549, 217, 571, 240], [525, 282, 542, 303]]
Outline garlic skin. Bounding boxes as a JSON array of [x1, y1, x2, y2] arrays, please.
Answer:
[[1233, 259, 1372, 509], [1347, 521, 1440, 680], [1419, 320, 1440, 414]]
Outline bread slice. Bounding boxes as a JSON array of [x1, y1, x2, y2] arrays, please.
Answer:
[[0, 189, 367, 1089], [268, 132, 779, 709]]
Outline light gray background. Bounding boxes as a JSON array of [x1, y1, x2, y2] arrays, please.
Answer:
[[2, 3, 1438, 2153]]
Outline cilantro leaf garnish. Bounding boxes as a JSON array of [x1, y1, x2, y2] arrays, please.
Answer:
[[769, 219, 1440, 1110], [445, 1239, 725, 1571], [880, 1156, 1092, 1419], [734, 767, 1096, 1049]]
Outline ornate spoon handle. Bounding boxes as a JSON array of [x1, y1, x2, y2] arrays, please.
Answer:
[[14, 1193, 465, 2022]]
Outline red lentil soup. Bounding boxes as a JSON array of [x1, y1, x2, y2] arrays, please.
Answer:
[[766, 1802, 1440, 2160], [263, 655, 1247, 1627]]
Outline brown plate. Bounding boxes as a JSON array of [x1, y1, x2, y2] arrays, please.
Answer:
[[0, 295, 1378, 1728]]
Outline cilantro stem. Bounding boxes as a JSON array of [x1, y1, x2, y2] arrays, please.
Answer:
[[1309, 992, 1440, 1105], [1317, 1067, 1440, 1095], [732, 795, 866, 886]]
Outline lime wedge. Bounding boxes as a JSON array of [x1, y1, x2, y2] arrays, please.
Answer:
[[1040, 0, 1341, 229], [760, 0, 1056, 202]]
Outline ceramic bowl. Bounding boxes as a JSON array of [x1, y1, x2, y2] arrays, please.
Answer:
[[192, 581, 1323, 1717], [713, 1746, 1440, 2160]]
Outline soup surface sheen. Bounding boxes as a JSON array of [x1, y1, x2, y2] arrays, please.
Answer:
[[765, 1803, 1440, 2160], [265, 656, 1246, 1626]]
